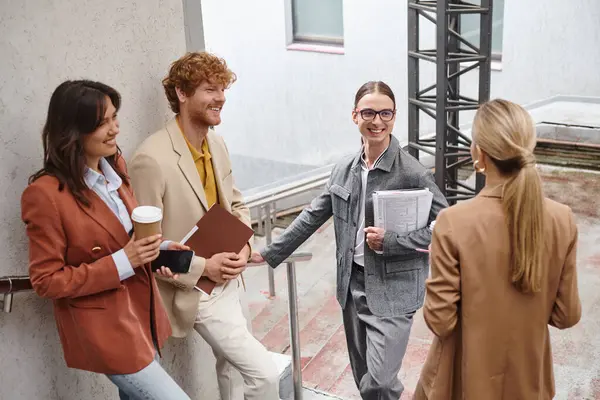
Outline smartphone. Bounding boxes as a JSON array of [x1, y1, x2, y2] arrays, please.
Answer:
[[151, 250, 194, 273]]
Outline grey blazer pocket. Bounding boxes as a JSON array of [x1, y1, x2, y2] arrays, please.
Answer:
[[385, 256, 422, 274], [330, 184, 350, 222]]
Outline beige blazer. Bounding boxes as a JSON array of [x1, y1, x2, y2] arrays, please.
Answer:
[[129, 118, 252, 337], [414, 185, 581, 400]]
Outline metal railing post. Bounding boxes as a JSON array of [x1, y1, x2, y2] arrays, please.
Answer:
[[286, 261, 303, 400], [248, 252, 311, 397], [1, 277, 14, 313], [264, 202, 276, 297], [256, 204, 265, 236], [2, 293, 13, 313]]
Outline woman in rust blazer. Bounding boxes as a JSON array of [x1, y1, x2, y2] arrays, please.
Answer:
[[414, 99, 582, 399], [21, 80, 191, 400]]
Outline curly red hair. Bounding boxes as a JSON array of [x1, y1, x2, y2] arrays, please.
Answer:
[[162, 52, 237, 114]]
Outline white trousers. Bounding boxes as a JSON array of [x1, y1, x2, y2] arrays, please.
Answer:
[[193, 278, 279, 400]]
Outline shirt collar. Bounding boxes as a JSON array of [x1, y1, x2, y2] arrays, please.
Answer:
[[177, 116, 211, 162], [84, 158, 122, 191], [359, 145, 389, 171], [352, 134, 400, 172], [478, 184, 504, 199]]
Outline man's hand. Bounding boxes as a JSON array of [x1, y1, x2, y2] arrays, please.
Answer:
[[364, 226, 385, 252], [249, 251, 265, 264], [203, 251, 247, 283]]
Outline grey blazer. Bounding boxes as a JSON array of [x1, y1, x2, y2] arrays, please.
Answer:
[[261, 135, 448, 317]]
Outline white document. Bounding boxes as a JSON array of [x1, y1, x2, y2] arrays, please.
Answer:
[[180, 225, 198, 245], [373, 188, 433, 234]]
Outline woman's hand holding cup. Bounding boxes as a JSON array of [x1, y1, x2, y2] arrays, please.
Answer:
[[124, 233, 163, 267]]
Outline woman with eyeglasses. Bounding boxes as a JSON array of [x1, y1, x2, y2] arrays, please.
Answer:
[[251, 81, 448, 399], [414, 99, 581, 399], [21, 80, 191, 399]]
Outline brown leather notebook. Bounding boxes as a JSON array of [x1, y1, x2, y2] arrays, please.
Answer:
[[182, 204, 254, 294]]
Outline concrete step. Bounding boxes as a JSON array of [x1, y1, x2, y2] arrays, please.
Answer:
[[272, 351, 344, 400], [302, 387, 346, 399]]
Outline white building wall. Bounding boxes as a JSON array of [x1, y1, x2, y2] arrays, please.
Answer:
[[200, 0, 600, 166], [0, 1, 219, 399]]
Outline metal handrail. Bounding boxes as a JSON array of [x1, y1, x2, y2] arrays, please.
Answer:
[[244, 171, 331, 208], [246, 171, 330, 298], [250, 251, 312, 400], [0, 275, 33, 313], [247, 177, 329, 210]]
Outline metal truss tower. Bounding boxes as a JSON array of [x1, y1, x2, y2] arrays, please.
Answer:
[[407, 0, 494, 204]]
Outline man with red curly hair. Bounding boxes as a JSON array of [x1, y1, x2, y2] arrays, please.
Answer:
[[129, 52, 279, 400]]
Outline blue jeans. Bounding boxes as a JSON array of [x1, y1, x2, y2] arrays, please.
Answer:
[[106, 354, 190, 400]]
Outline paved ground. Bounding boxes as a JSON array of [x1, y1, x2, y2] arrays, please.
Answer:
[[241, 165, 600, 400]]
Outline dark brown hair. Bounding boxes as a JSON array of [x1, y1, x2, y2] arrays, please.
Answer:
[[354, 81, 396, 108], [162, 52, 237, 114], [29, 80, 128, 206]]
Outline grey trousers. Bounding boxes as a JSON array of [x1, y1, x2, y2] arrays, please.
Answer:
[[343, 264, 415, 400]]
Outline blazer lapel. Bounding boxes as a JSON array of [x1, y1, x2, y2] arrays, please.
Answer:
[[350, 153, 363, 212], [118, 184, 138, 225], [166, 118, 209, 211], [119, 184, 151, 281], [206, 133, 231, 212], [79, 191, 131, 246]]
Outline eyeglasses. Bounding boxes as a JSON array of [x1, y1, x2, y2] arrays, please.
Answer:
[[356, 108, 396, 122]]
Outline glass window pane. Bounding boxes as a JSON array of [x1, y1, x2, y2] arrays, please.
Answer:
[[460, 0, 504, 55], [292, 0, 344, 44]]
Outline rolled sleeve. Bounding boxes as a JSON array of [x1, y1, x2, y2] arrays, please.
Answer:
[[112, 249, 135, 281]]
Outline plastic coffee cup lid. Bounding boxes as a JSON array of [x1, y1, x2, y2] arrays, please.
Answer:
[[131, 206, 163, 223]]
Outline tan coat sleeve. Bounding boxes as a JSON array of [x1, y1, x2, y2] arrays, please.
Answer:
[[549, 209, 582, 329], [128, 152, 205, 291], [424, 209, 461, 339]]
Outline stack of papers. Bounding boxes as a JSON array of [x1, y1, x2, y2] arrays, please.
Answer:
[[373, 188, 433, 234]]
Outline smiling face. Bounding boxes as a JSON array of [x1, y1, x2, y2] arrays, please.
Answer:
[[352, 92, 396, 147], [81, 96, 119, 169], [178, 80, 226, 129]]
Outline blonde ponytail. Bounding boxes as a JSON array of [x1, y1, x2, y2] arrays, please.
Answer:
[[473, 99, 546, 293], [502, 154, 545, 293]]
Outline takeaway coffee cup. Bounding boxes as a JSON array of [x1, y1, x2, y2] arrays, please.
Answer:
[[131, 206, 163, 239]]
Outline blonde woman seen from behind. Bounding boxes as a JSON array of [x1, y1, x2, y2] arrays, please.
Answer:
[[414, 99, 581, 400]]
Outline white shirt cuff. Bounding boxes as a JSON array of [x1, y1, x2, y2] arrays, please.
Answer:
[[160, 240, 172, 251], [112, 249, 135, 281]]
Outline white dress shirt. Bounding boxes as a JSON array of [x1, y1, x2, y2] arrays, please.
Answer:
[[353, 146, 389, 266], [84, 158, 168, 280]]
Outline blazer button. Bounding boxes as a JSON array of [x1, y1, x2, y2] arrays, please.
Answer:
[[92, 246, 102, 253]]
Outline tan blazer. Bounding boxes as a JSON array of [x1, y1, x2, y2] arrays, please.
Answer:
[[414, 185, 581, 400], [21, 157, 171, 374], [129, 118, 252, 337]]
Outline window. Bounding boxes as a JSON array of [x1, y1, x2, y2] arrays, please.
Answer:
[[461, 0, 505, 60], [291, 0, 344, 46]]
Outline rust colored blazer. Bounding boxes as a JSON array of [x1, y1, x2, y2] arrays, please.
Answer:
[[21, 157, 171, 375], [414, 185, 581, 400]]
